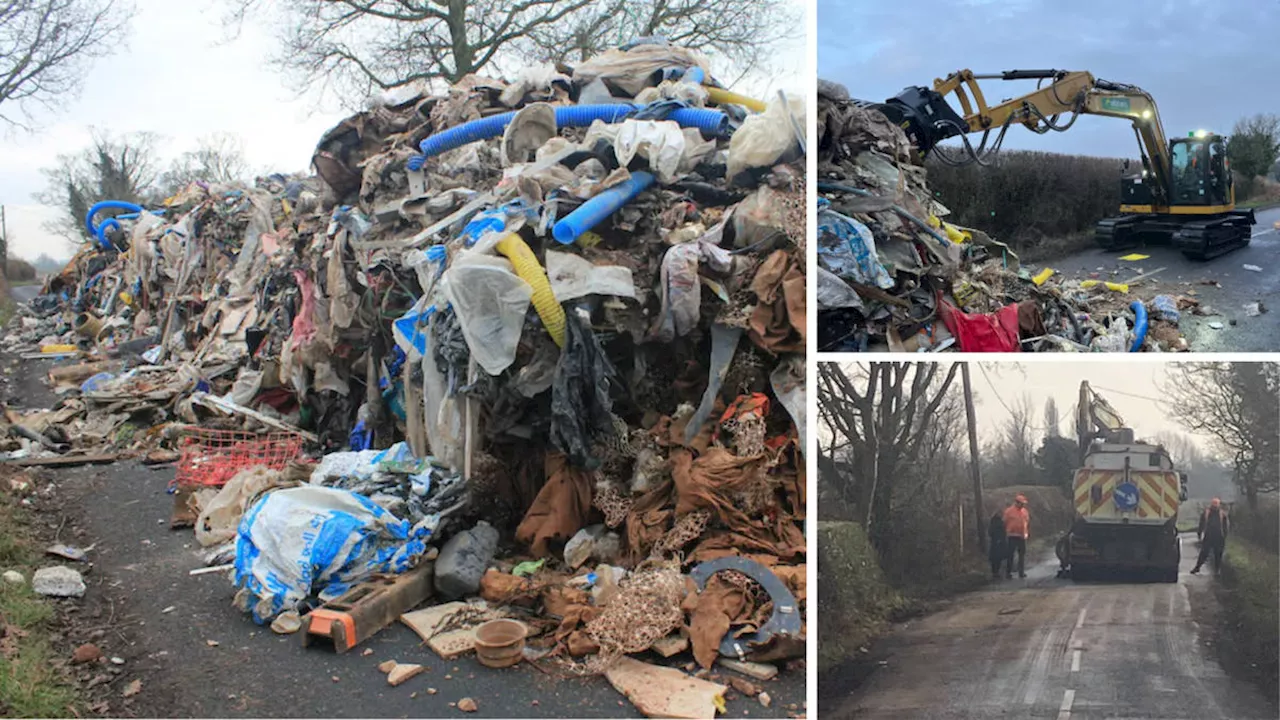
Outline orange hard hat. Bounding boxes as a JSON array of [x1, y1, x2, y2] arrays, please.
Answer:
[[1015, 494, 1028, 504], [1211, 497, 1221, 507]]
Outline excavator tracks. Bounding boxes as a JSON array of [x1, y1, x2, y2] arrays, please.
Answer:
[[1095, 215, 1144, 251], [1172, 217, 1253, 260], [1095, 212, 1254, 260]]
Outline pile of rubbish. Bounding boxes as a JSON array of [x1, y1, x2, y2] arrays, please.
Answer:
[[2, 41, 807, 690], [816, 79, 1195, 353]]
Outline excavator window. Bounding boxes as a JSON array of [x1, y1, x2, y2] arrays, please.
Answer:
[[1171, 139, 1209, 205]]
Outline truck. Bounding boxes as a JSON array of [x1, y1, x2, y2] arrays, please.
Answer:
[[1064, 382, 1188, 582]]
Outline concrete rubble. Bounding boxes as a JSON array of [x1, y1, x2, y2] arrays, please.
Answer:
[[817, 79, 1206, 353], [1, 40, 806, 712]]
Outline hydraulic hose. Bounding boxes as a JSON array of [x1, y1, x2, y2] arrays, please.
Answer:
[[705, 86, 766, 113], [415, 104, 727, 161], [85, 200, 145, 250], [1129, 300, 1148, 353], [552, 171, 655, 244], [495, 233, 566, 348]]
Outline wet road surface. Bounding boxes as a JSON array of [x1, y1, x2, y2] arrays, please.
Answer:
[[824, 541, 1277, 720], [1046, 205, 1280, 352], [9, 282, 39, 303]]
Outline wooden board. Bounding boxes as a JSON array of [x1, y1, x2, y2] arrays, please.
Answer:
[[604, 657, 727, 719], [3, 453, 118, 468]]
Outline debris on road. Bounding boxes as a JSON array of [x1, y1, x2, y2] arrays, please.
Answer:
[[605, 656, 728, 719], [71, 643, 103, 664], [457, 697, 478, 713], [121, 679, 142, 698], [45, 543, 90, 561], [386, 662, 425, 686], [1, 38, 806, 713], [31, 565, 86, 597], [1243, 264, 1262, 272], [2, 570, 24, 586], [816, 79, 1236, 353]]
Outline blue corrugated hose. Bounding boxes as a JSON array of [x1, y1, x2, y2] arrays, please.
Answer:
[[411, 104, 727, 167]]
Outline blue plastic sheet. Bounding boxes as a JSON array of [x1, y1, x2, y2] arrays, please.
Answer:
[[233, 486, 432, 623], [816, 197, 894, 290]]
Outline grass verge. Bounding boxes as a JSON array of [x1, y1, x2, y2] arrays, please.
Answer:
[[1216, 536, 1279, 699], [0, 482, 80, 718]]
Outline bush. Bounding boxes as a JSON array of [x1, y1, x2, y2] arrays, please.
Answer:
[[817, 521, 904, 673], [1231, 497, 1279, 556], [1239, 175, 1280, 206], [926, 150, 1124, 252], [4, 258, 36, 282]]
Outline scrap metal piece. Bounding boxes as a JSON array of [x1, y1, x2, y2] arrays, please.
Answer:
[[689, 556, 803, 660]]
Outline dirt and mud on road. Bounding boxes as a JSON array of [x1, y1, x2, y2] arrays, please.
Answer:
[[819, 542, 1279, 720]]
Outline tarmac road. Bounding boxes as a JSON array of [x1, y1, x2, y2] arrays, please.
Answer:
[[1046, 205, 1280, 352], [821, 542, 1277, 720], [3, 355, 805, 719], [9, 282, 39, 303]]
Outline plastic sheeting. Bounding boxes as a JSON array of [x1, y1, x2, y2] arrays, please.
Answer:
[[233, 485, 433, 623], [817, 198, 893, 290]]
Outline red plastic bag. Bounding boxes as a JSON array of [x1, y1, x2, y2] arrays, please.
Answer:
[[939, 298, 1021, 352]]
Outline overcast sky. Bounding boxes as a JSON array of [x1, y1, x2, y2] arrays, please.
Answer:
[[971, 361, 1196, 448], [818, 0, 1280, 160], [0, 0, 806, 263], [820, 361, 1212, 451]]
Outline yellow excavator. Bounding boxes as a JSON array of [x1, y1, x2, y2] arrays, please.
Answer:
[[861, 69, 1256, 259]]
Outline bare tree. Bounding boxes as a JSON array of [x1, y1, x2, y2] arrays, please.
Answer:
[[157, 133, 251, 197], [0, 0, 135, 129], [1162, 363, 1279, 510], [818, 362, 961, 552], [527, 0, 799, 76], [222, 0, 799, 107], [34, 129, 160, 244]]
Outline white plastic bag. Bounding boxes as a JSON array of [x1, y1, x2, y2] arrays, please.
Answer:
[[195, 466, 288, 548], [441, 263, 533, 376], [545, 251, 636, 302], [727, 93, 805, 180], [233, 486, 432, 623]]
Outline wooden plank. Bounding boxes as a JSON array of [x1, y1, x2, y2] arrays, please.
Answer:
[[191, 392, 318, 442], [3, 453, 118, 468], [717, 658, 778, 681]]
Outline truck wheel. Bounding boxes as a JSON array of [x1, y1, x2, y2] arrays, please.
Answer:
[[1071, 567, 1089, 582]]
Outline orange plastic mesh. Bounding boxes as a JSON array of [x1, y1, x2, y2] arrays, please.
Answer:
[[172, 427, 304, 489]]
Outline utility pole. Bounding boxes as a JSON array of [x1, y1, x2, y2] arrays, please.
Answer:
[[961, 362, 986, 553], [0, 204, 7, 270]]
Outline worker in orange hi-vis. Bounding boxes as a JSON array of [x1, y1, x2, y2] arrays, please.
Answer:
[[1003, 494, 1030, 579], [1191, 498, 1230, 576]]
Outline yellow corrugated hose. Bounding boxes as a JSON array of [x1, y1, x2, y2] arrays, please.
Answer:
[[705, 86, 766, 113], [495, 233, 566, 347]]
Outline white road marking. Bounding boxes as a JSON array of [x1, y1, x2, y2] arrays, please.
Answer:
[[1071, 649, 1081, 672], [1076, 608, 1087, 628], [1058, 689, 1075, 720]]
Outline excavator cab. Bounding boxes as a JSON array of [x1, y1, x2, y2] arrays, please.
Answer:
[[1169, 134, 1231, 207]]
